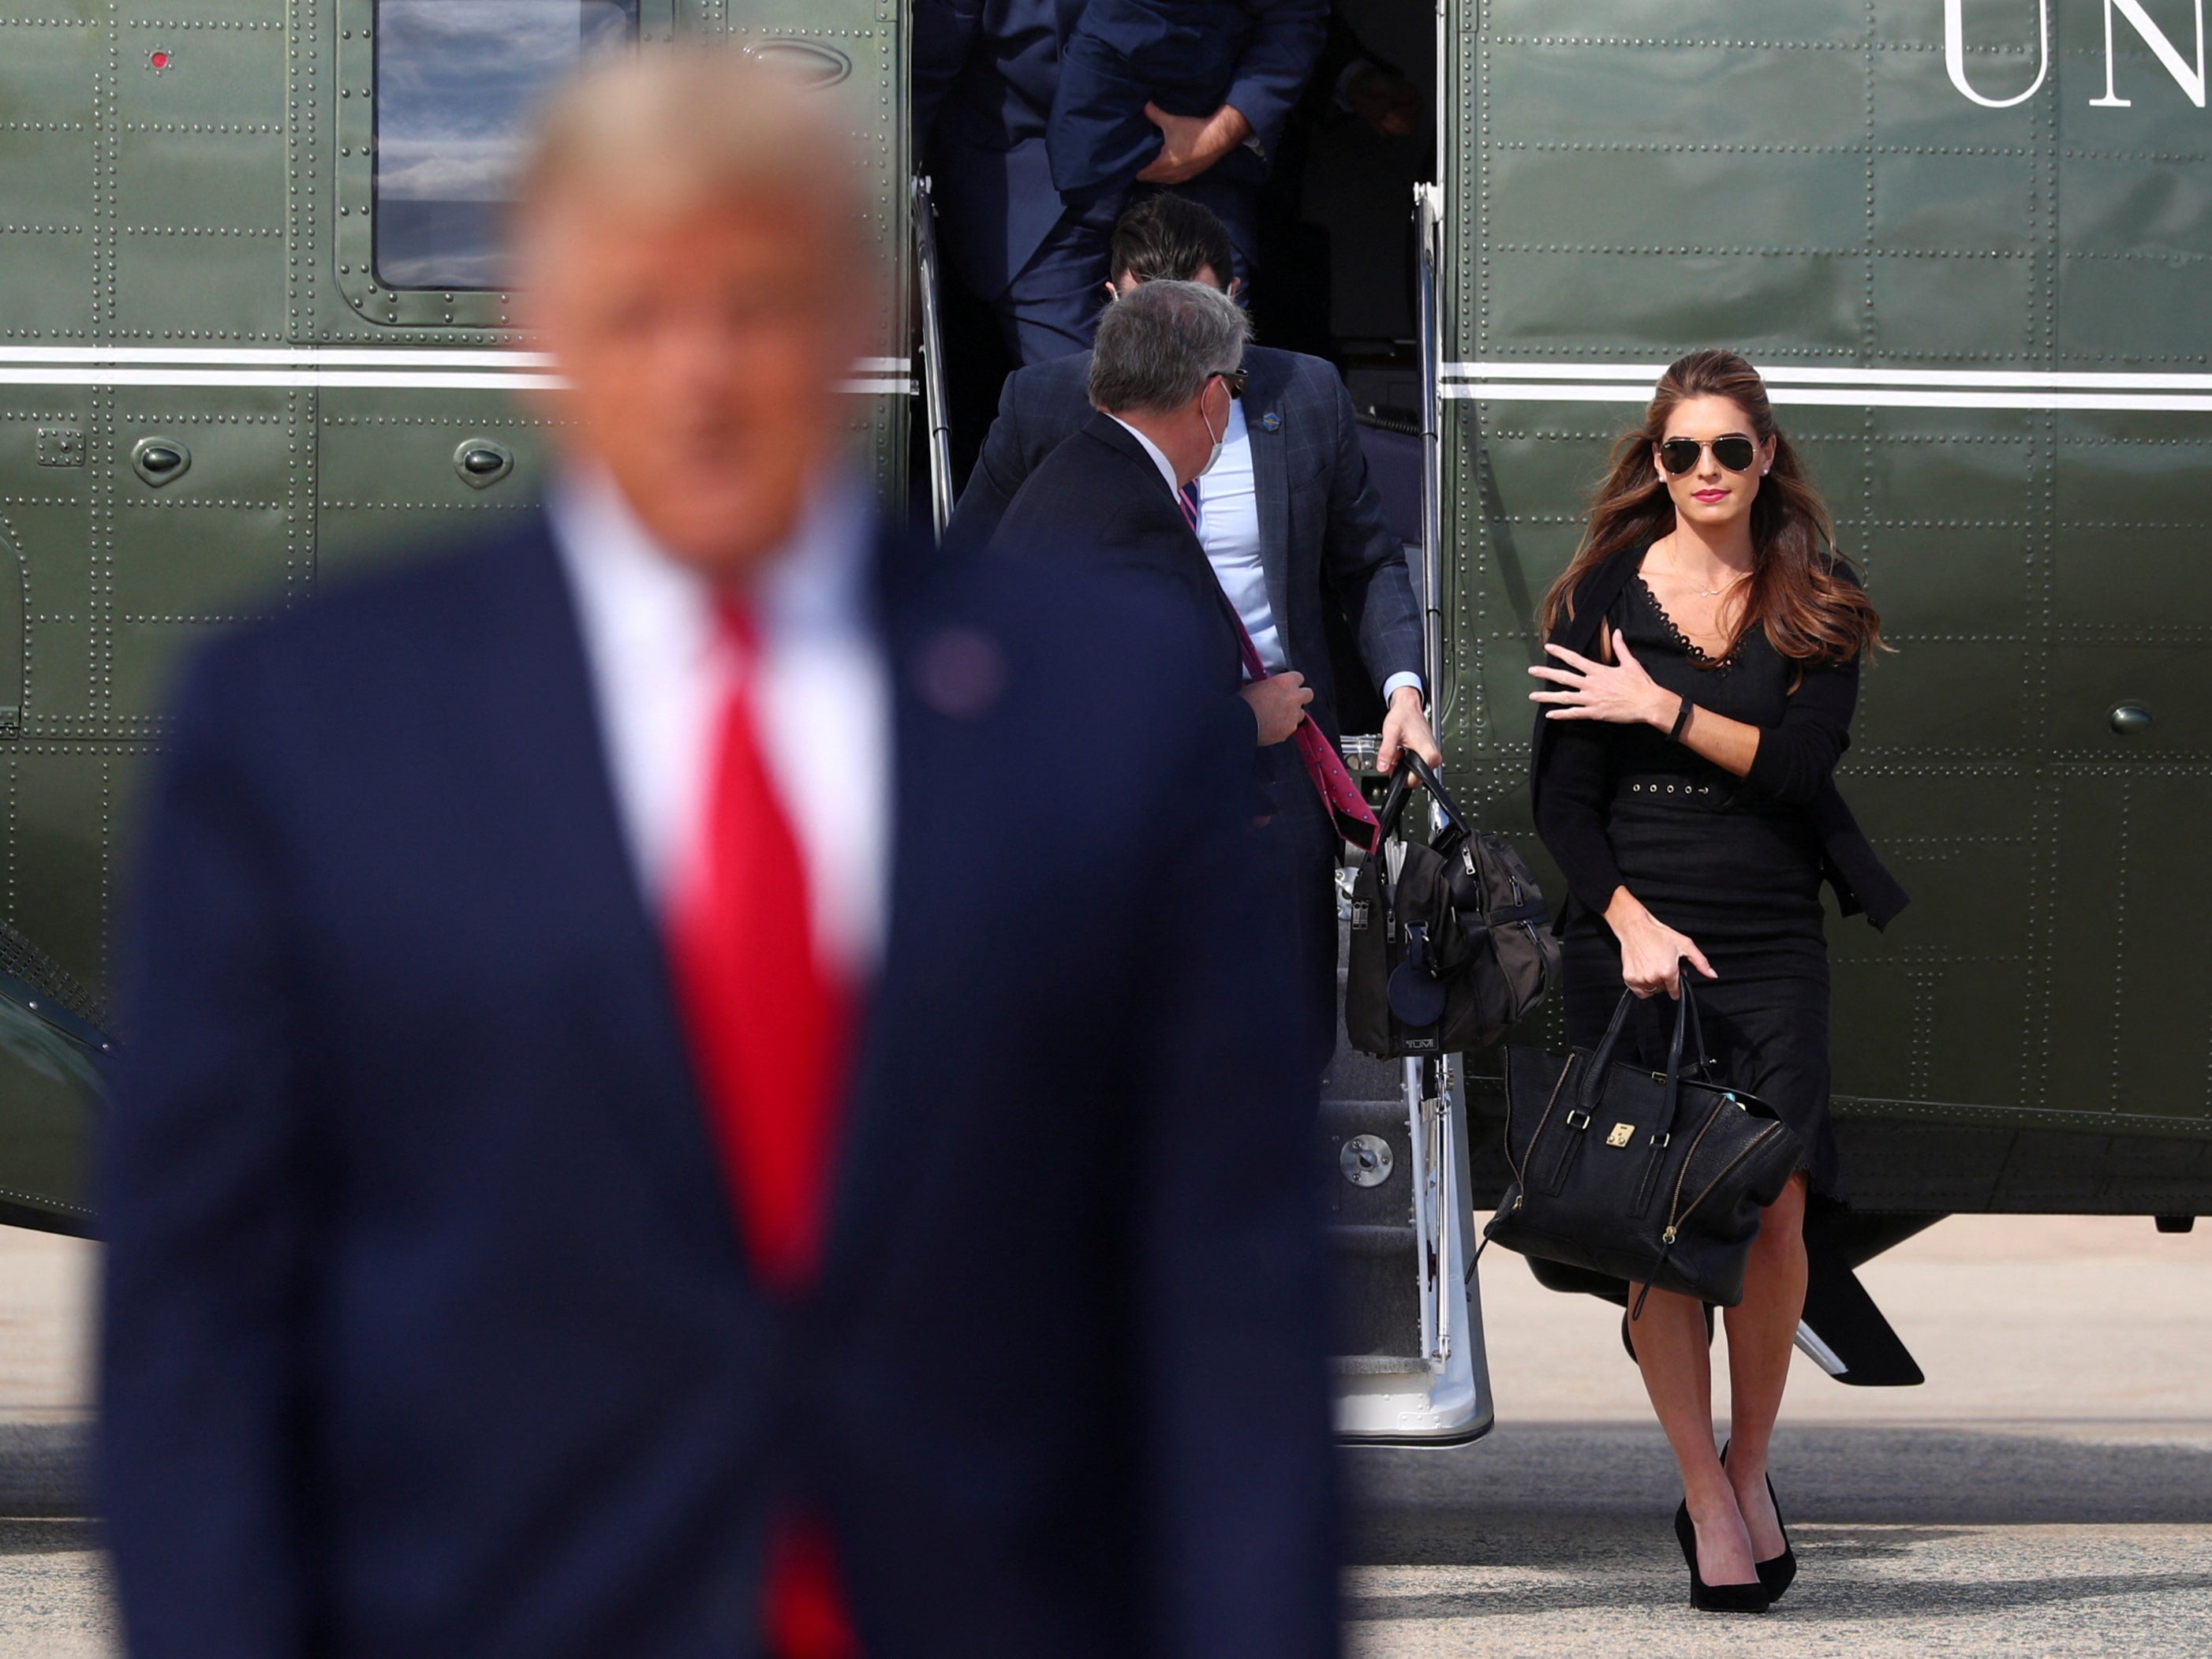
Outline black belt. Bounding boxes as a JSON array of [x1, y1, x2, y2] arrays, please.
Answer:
[[1615, 772, 1741, 810]]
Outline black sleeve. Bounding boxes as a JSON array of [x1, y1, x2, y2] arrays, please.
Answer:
[[1533, 719, 1626, 919], [1742, 653, 1857, 807]]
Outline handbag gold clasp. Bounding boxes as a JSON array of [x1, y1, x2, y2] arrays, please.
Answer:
[[1606, 1122, 1635, 1148]]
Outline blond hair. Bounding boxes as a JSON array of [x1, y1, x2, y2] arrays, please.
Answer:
[[516, 48, 869, 247]]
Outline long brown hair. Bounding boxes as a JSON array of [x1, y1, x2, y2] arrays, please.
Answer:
[[1539, 349, 1884, 665]]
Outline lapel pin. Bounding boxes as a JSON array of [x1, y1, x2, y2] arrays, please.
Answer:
[[914, 626, 1006, 719], [1261, 411, 1282, 432]]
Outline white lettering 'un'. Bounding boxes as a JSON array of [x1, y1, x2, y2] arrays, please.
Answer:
[[1946, 0, 2206, 110]]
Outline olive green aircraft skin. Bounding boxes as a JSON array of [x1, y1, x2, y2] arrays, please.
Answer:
[[0, 0, 910, 1233], [0, 0, 2205, 1234], [1443, 0, 2212, 1220]]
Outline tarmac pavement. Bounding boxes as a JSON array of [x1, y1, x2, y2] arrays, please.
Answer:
[[1347, 1211, 2212, 1655], [0, 1216, 2203, 1655]]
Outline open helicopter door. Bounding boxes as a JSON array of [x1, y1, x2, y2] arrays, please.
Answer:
[[911, 175, 956, 540], [1325, 183, 1493, 1446]]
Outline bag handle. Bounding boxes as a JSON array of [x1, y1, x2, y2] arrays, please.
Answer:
[[1656, 981, 1694, 1142], [1373, 766, 1417, 846], [1399, 751, 1469, 850], [1371, 750, 1468, 850], [1578, 992, 1640, 1110], [1579, 974, 1706, 1120], [1679, 977, 1713, 1080]]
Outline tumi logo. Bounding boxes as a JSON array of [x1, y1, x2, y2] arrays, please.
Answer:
[[1946, 0, 2206, 109]]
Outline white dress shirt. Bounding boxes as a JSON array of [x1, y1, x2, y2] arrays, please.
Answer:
[[549, 469, 890, 980], [1190, 400, 1288, 673], [1118, 405, 1424, 708]]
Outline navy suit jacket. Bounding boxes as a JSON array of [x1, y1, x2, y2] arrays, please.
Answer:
[[949, 346, 1425, 748], [913, 0, 1325, 297], [99, 513, 1339, 1659], [989, 412, 1282, 814]]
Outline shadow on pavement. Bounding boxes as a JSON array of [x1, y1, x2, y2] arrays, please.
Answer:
[[0, 1425, 88, 1519], [1347, 1420, 2212, 1551], [0, 1520, 99, 1557], [1343, 1559, 2212, 1624]]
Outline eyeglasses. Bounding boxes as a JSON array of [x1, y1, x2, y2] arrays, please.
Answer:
[[1210, 368, 1247, 400], [1659, 435, 1758, 475]]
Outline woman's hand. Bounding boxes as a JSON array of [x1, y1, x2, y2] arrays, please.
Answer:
[[1604, 887, 1717, 1000], [1529, 633, 1678, 728]]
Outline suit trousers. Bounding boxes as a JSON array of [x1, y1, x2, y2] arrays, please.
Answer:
[[1252, 760, 1341, 1078]]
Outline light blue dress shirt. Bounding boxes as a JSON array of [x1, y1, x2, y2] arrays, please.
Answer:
[[1194, 401, 1423, 708]]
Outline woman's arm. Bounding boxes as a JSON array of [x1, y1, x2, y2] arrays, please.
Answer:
[[1529, 626, 1858, 800], [1742, 656, 1856, 805], [1532, 719, 1627, 919], [1533, 712, 1717, 999], [1530, 628, 1760, 775]]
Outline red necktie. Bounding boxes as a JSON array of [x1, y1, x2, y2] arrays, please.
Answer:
[[1178, 480, 1381, 853], [666, 601, 860, 1659]]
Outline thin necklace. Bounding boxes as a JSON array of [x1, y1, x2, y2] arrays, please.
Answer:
[[1653, 540, 1751, 600]]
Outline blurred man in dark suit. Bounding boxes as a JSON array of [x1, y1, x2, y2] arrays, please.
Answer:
[[913, 0, 1326, 363], [963, 197, 1438, 1057], [100, 52, 1337, 1659]]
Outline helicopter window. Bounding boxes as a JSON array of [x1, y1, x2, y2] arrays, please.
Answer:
[[373, 0, 635, 290]]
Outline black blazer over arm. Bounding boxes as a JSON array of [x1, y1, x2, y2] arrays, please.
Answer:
[[1527, 542, 1908, 931]]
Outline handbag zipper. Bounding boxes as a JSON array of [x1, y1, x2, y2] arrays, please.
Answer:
[[1664, 1122, 1789, 1241], [1654, 1096, 1728, 1226], [1506, 1052, 1578, 1193]]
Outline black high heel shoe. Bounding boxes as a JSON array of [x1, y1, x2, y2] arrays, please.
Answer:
[[1721, 1441, 1797, 1601], [1672, 1500, 1770, 1613]]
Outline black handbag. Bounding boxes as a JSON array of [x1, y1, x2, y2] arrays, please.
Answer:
[[1344, 753, 1558, 1059], [1484, 985, 1802, 1310]]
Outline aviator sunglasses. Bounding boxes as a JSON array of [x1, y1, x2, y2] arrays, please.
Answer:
[[1659, 434, 1758, 475]]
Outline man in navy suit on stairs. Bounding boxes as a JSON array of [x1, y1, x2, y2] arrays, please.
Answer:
[[99, 52, 1337, 1659], [966, 195, 1440, 1067], [914, 0, 1327, 362]]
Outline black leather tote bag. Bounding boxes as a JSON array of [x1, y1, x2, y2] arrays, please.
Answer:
[[1345, 754, 1558, 1059], [1485, 985, 1802, 1309]]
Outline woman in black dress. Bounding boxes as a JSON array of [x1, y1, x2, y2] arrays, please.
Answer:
[[1527, 350, 1905, 1612]]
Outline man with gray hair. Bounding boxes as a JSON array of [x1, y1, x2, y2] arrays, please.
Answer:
[[995, 279, 1374, 1067], [100, 53, 1337, 1659], [996, 279, 1313, 753]]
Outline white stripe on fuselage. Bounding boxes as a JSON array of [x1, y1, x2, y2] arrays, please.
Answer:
[[1440, 361, 2212, 411], [0, 346, 913, 396], [3, 346, 2199, 409]]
